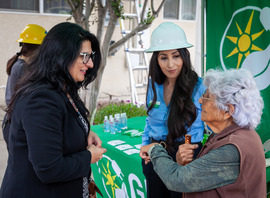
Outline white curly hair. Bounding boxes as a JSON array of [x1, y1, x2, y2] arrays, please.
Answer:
[[203, 68, 264, 129]]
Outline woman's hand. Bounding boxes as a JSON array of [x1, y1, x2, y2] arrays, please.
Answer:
[[139, 143, 158, 165], [176, 144, 198, 165], [87, 145, 107, 164], [88, 131, 102, 147]]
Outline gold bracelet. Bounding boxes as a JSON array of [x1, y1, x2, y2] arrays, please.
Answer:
[[159, 141, 166, 149]]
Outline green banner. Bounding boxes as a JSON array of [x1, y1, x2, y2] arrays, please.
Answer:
[[206, 0, 270, 144]]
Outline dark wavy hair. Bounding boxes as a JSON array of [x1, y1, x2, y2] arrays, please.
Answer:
[[6, 43, 39, 75], [7, 22, 101, 119], [146, 48, 198, 152]]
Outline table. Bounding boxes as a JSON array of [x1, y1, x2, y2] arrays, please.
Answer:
[[91, 116, 147, 198]]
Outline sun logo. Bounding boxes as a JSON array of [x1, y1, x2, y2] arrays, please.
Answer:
[[225, 10, 265, 69], [219, 7, 270, 90], [101, 161, 120, 198]]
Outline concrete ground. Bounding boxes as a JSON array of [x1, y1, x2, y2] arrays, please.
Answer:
[[0, 108, 8, 186]]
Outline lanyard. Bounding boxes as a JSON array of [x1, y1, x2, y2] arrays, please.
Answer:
[[67, 93, 89, 134]]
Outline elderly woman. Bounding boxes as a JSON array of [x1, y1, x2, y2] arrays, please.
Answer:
[[140, 69, 266, 197]]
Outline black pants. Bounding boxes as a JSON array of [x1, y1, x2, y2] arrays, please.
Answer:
[[142, 141, 202, 198]]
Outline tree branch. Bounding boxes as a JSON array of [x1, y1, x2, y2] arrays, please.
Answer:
[[155, 0, 167, 14], [96, 0, 104, 8], [108, 23, 150, 53], [66, 0, 76, 10], [89, 0, 96, 13], [151, 0, 166, 17], [151, 0, 155, 13], [84, 0, 96, 29], [96, 0, 108, 42], [84, 0, 90, 29], [67, 0, 85, 27], [140, 0, 148, 22], [108, 0, 166, 54], [102, 1, 119, 58]]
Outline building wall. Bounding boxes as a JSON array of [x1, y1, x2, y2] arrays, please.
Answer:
[[0, 2, 200, 107]]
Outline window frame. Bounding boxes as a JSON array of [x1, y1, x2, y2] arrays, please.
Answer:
[[0, 0, 71, 16], [163, 0, 197, 21]]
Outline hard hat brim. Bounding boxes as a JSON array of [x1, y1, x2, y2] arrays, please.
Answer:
[[146, 43, 193, 53], [16, 38, 43, 45]]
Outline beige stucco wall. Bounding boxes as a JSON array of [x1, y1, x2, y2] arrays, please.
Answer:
[[0, 4, 200, 107]]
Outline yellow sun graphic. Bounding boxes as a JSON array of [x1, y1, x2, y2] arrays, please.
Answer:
[[225, 10, 265, 69], [101, 161, 120, 198]]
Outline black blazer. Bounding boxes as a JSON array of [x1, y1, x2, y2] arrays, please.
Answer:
[[0, 85, 92, 198]]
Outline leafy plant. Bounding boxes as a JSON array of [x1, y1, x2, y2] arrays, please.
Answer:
[[142, 8, 155, 25], [93, 99, 147, 125]]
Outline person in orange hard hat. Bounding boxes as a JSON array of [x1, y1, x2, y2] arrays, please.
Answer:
[[2, 24, 47, 150]]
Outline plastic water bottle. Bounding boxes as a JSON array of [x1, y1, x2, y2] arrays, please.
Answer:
[[109, 115, 116, 134], [121, 113, 127, 130], [114, 114, 121, 133], [103, 116, 110, 132]]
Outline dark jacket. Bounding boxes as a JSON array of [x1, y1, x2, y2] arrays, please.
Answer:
[[185, 124, 266, 198], [2, 59, 25, 150], [0, 85, 92, 198]]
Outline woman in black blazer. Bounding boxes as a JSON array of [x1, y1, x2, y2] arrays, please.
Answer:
[[0, 22, 107, 198]]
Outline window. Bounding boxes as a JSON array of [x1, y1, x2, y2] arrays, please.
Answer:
[[163, 0, 197, 21], [164, 0, 179, 19], [44, 0, 71, 14], [181, 0, 197, 20], [0, 0, 39, 12], [0, 0, 71, 15]]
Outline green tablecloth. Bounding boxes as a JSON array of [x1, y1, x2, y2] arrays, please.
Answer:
[[91, 116, 147, 198]]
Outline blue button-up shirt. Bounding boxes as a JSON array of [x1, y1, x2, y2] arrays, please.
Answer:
[[142, 78, 206, 145]]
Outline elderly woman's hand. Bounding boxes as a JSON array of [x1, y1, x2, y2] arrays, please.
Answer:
[[140, 143, 159, 165], [176, 144, 199, 165]]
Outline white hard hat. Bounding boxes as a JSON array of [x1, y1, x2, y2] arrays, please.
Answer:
[[146, 22, 193, 53]]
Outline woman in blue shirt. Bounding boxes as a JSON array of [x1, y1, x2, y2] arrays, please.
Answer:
[[140, 22, 205, 198]]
